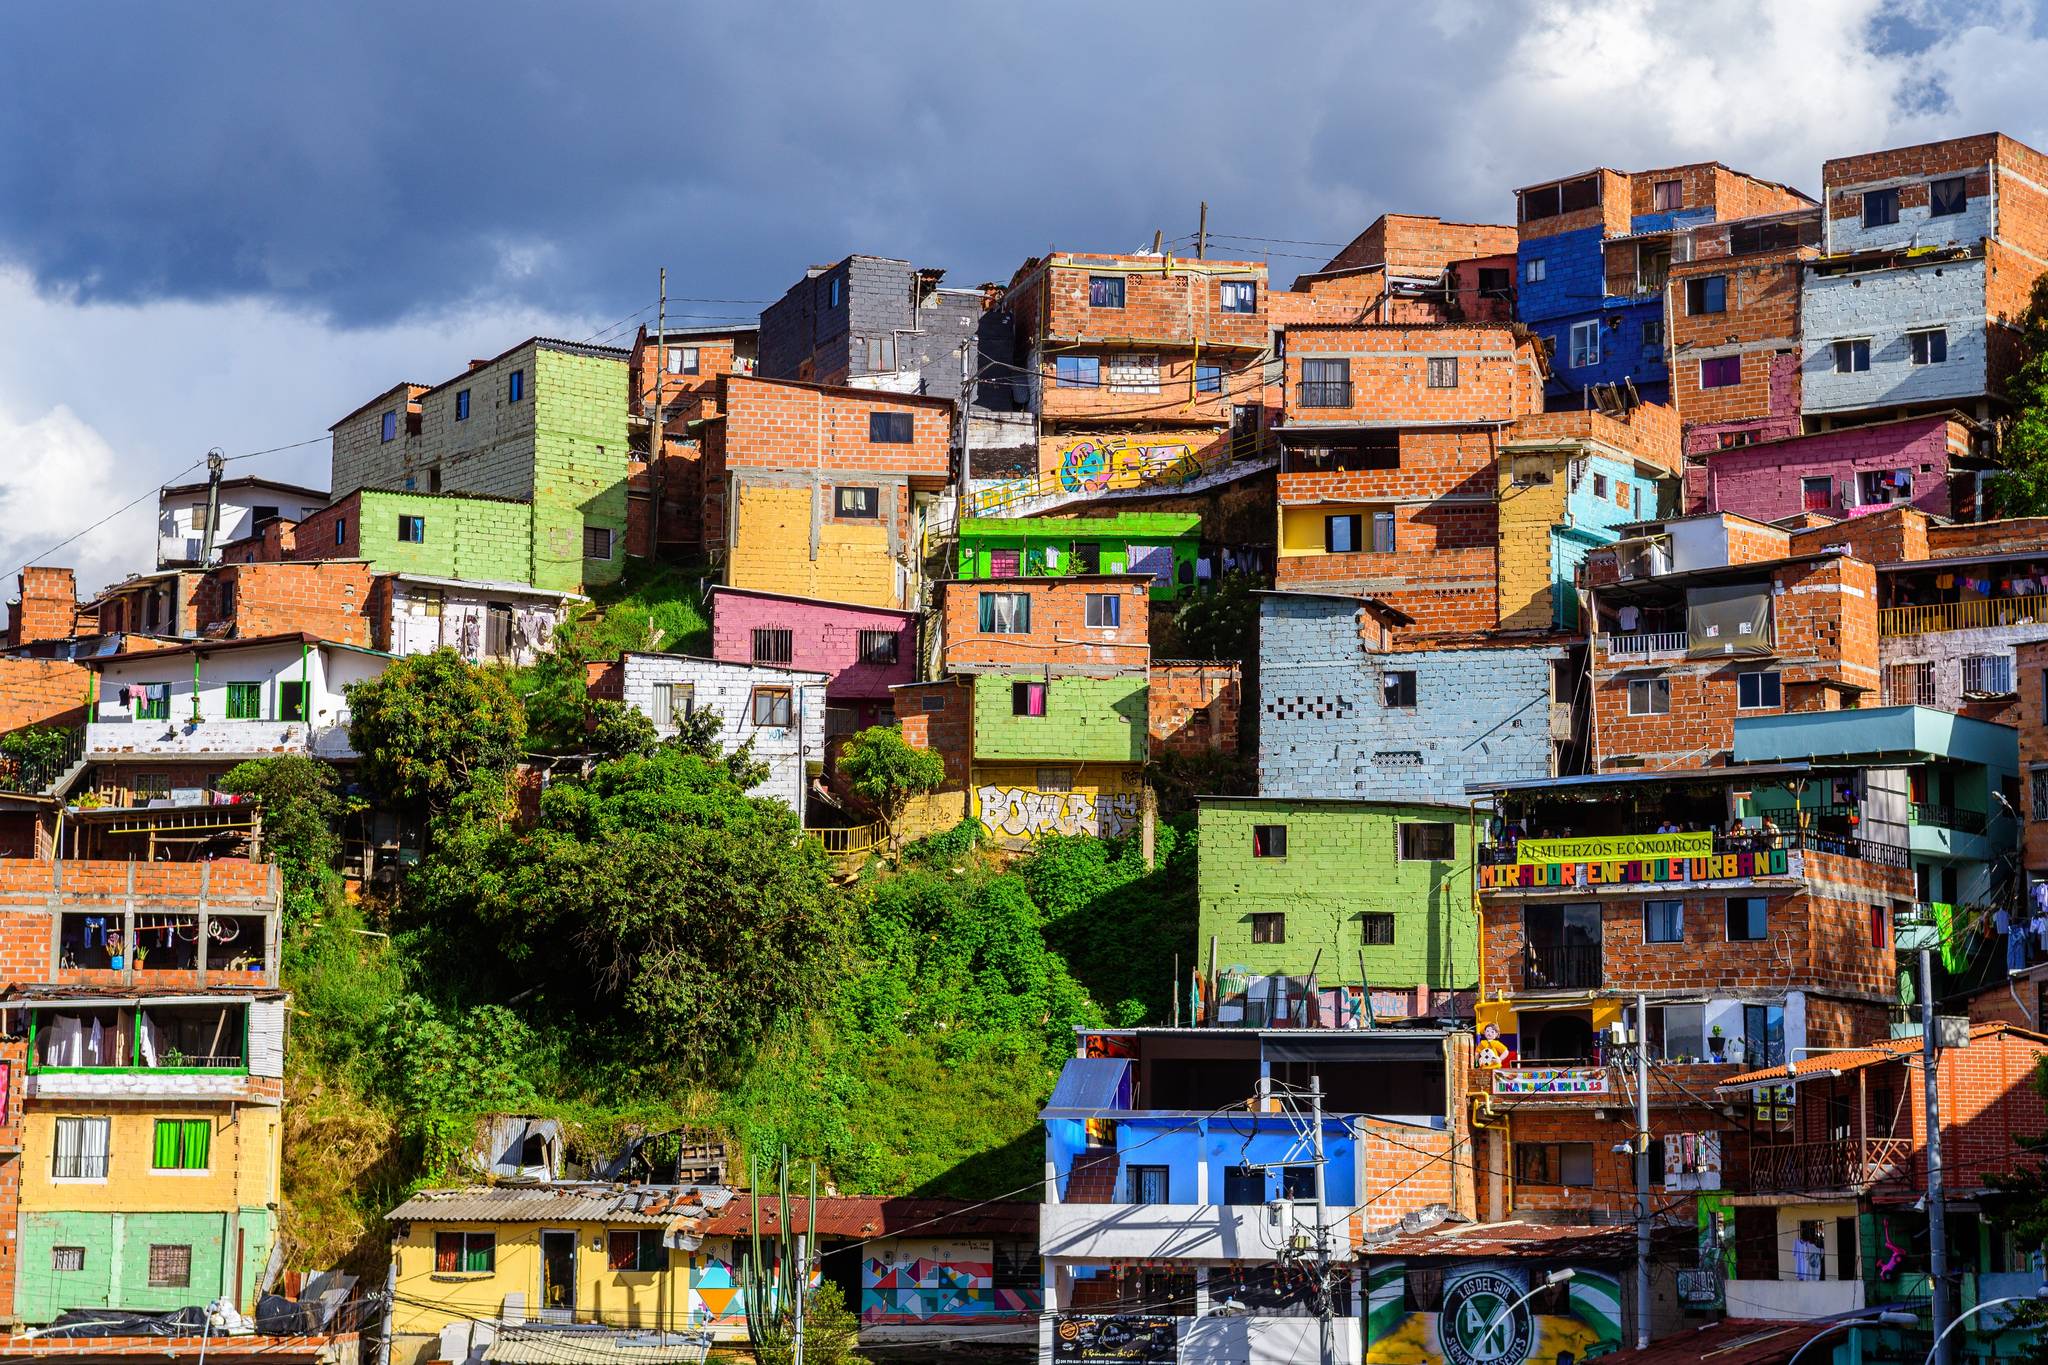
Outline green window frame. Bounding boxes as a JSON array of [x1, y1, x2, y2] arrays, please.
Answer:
[[278, 681, 308, 722], [135, 684, 170, 721], [224, 683, 262, 720], [435, 1230, 496, 1273], [151, 1118, 211, 1170]]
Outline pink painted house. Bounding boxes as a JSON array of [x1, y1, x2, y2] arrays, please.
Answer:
[[708, 585, 918, 732], [1693, 413, 1986, 524]]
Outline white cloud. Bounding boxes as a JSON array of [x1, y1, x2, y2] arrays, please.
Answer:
[[0, 267, 595, 602]]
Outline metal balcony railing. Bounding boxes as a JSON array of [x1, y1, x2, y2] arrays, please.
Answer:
[[51, 1152, 108, 1180], [1910, 803, 1988, 835], [1298, 381, 1352, 409], [1880, 592, 2048, 637], [1604, 630, 1687, 657], [1749, 1137, 1911, 1192], [0, 726, 86, 796], [1522, 944, 1602, 990]]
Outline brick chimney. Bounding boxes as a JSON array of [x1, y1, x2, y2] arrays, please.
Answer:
[[3, 567, 78, 649]]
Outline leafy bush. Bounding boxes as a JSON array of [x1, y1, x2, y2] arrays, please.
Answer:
[[901, 817, 984, 865], [218, 755, 344, 919], [347, 649, 526, 819], [837, 726, 946, 838]]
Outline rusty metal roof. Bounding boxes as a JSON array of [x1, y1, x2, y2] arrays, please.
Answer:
[[385, 1184, 732, 1226], [1719, 1020, 2047, 1091]]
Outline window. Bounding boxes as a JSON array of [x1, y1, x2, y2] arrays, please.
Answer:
[[1701, 356, 1742, 388], [52, 1118, 109, 1179], [1128, 1165, 1170, 1203], [650, 682, 694, 725], [1802, 477, 1834, 512], [1738, 671, 1783, 709], [1088, 276, 1126, 308], [1055, 355, 1101, 388], [1011, 681, 1047, 717], [1863, 187, 1900, 228], [1514, 1142, 1594, 1186], [864, 335, 896, 371], [1593, 473, 1609, 499], [397, 514, 426, 544], [828, 277, 841, 308], [1381, 670, 1417, 709], [1071, 542, 1102, 573], [1569, 320, 1600, 369], [1369, 511, 1397, 553], [1426, 356, 1459, 388], [1727, 896, 1769, 942], [2033, 768, 2048, 821], [751, 687, 793, 727], [1399, 823, 1454, 861], [1252, 825, 1287, 859], [1402, 1266, 1445, 1313], [1084, 593, 1121, 628], [1833, 338, 1871, 373], [508, 368, 525, 402], [858, 630, 899, 665], [335, 517, 348, 546], [434, 1232, 496, 1274], [279, 682, 308, 723], [1036, 767, 1073, 793], [225, 682, 262, 721], [1963, 652, 2015, 695], [1859, 468, 1912, 504], [1720, 431, 1757, 449], [1301, 358, 1350, 406], [148, 1245, 193, 1289], [134, 684, 171, 722], [1525, 257, 1547, 284], [608, 1230, 668, 1272], [989, 549, 1022, 577], [1652, 178, 1683, 211], [1742, 1002, 1786, 1068], [835, 485, 880, 517], [978, 592, 1031, 634], [1642, 318, 1665, 349], [1195, 363, 1223, 394], [1910, 328, 1948, 365], [1478, 266, 1512, 298], [868, 412, 913, 444], [1644, 900, 1684, 944], [751, 628, 794, 665], [1220, 280, 1257, 313], [1324, 514, 1362, 554], [1686, 275, 1727, 315], [1251, 912, 1286, 944], [1512, 454, 1554, 487], [151, 1118, 211, 1171], [919, 694, 946, 713], [455, 389, 470, 421], [1350, 911, 1397, 947], [1108, 354, 1160, 394], [1930, 176, 1968, 217], [380, 411, 397, 443], [1627, 678, 1670, 715], [666, 346, 700, 375], [51, 1247, 84, 1273], [584, 526, 614, 561], [1886, 660, 1937, 707]]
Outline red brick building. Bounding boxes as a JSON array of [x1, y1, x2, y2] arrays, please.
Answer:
[[626, 323, 758, 559], [90, 561, 375, 649], [2, 570, 82, 651], [932, 575, 1153, 673]]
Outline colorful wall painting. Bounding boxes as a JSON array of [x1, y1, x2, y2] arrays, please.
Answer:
[[1367, 1261, 1623, 1365]]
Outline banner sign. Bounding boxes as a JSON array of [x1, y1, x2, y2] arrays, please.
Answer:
[[1492, 1066, 1609, 1095], [1516, 832, 1710, 864], [1481, 848, 1795, 890], [1053, 1316, 1176, 1365]]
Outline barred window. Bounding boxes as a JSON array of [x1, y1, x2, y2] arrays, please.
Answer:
[[1360, 913, 1396, 946], [858, 629, 899, 665], [1886, 661, 1936, 707], [752, 628, 795, 665], [147, 1244, 192, 1289], [1962, 653, 2014, 695]]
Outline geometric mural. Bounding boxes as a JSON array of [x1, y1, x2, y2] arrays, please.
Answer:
[[862, 1253, 1042, 1322]]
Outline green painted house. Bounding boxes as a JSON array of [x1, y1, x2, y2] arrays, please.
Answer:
[[1197, 797, 1478, 990], [955, 512, 1202, 601], [970, 672, 1148, 764]]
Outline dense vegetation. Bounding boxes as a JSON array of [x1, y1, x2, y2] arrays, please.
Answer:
[[265, 580, 1201, 1276]]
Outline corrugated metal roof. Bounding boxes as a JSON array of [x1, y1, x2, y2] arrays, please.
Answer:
[[1042, 1057, 1130, 1117], [1718, 1020, 2047, 1090], [385, 1184, 715, 1225], [484, 1327, 710, 1364]]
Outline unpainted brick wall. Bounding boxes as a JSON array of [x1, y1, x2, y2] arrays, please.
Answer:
[[1147, 662, 1240, 757], [4, 569, 79, 648], [0, 659, 92, 733], [938, 577, 1152, 673]]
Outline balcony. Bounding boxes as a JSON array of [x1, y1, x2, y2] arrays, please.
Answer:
[[1603, 630, 1687, 658], [1041, 1200, 1365, 1263], [1909, 803, 1987, 835], [1897, 905, 1945, 952], [1297, 381, 1352, 409], [86, 715, 358, 762], [1879, 592, 2048, 638], [1522, 944, 1602, 990], [1749, 1137, 1911, 1193]]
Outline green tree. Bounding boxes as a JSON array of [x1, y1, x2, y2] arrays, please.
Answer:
[[216, 755, 344, 920], [1170, 571, 1260, 663], [586, 699, 658, 760], [0, 725, 74, 790], [407, 746, 842, 1072], [837, 726, 945, 844], [347, 649, 526, 819], [511, 631, 594, 752], [668, 707, 770, 789], [750, 1280, 869, 1365], [1988, 271, 2048, 517]]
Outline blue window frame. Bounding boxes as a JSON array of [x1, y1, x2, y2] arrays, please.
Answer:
[[380, 412, 397, 443], [508, 369, 525, 403], [455, 389, 470, 421], [1056, 356, 1101, 388]]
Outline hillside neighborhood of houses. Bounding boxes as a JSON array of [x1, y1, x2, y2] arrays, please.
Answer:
[[6, 130, 2048, 1365]]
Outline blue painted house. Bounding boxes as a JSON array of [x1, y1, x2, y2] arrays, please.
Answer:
[[1514, 164, 1813, 411]]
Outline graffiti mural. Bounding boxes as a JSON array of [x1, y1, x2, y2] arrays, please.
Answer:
[[1055, 435, 1199, 494], [1367, 1262, 1621, 1365], [861, 1243, 1042, 1323], [978, 786, 1140, 839], [685, 1251, 745, 1327]]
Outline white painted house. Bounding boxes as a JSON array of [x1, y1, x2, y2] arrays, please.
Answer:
[[86, 634, 390, 765], [157, 476, 330, 568], [380, 573, 583, 667], [615, 652, 827, 817]]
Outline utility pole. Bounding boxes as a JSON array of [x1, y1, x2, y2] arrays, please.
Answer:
[[1310, 1073, 1333, 1365], [1197, 202, 1209, 260], [199, 449, 225, 566], [1921, 948, 1953, 1365], [1634, 994, 1652, 1351], [650, 268, 667, 554]]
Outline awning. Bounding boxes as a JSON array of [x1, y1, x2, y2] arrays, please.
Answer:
[[1042, 1057, 1131, 1117], [1264, 1035, 1444, 1063]]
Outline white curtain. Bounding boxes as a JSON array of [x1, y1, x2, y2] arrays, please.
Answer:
[[44, 1015, 82, 1067]]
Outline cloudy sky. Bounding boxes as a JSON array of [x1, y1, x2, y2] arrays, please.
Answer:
[[4, 0, 2046, 596]]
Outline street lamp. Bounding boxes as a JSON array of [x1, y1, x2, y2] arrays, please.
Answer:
[[1475, 1268, 1575, 1359], [1784, 1311, 1920, 1365], [1922, 1286, 2048, 1365]]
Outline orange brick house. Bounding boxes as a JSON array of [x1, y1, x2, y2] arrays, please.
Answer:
[[626, 322, 757, 559]]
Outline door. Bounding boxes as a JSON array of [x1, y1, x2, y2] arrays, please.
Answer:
[[541, 1230, 577, 1321]]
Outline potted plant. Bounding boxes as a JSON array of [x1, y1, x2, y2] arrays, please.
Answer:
[[1708, 1025, 1727, 1061]]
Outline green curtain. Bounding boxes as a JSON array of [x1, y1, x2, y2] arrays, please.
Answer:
[[153, 1120, 179, 1168], [153, 1119, 210, 1169]]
